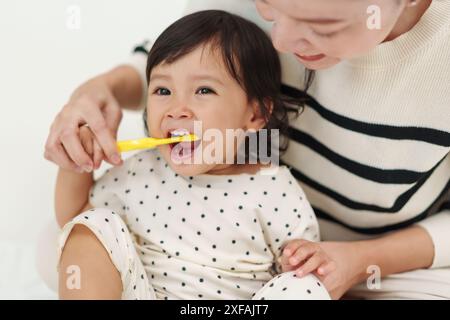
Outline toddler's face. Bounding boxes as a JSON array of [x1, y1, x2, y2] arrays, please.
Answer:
[[146, 44, 265, 177]]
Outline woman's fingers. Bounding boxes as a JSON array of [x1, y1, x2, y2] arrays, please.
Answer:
[[46, 121, 93, 171], [83, 99, 122, 166], [279, 239, 315, 267], [288, 242, 318, 266], [317, 260, 337, 276], [295, 252, 328, 277], [59, 125, 93, 172], [103, 96, 123, 141], [280, 260, 296, 272], [282, 239, 309, 257], [44, 141, 80, 172], [279, 240, 337, 277], [45, 103, 94, 170], [44, 76, 125, 172], [80, 125, 103, 170]]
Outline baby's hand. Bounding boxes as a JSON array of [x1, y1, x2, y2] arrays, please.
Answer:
[[279, 239, 336, 277], [79, 125, 102, 172]]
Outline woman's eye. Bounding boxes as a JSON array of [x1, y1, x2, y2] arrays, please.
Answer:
[[196, 87, 216, 95], [312, 29, 341, 39], [313, 31, 335, 38], [154, 88, 171, 95]]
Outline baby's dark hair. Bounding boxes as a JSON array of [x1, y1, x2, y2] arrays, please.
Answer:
[[144, 10, 306, 158]]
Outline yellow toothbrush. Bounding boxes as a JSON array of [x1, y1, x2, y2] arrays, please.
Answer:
[[117, 134, 199, 153]]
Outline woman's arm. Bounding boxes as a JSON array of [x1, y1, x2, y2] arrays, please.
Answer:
[[357, 225, 434, 280], [315, 225, 435, 299], [96, 65, 144, 110], [54, 169, 94, 228]]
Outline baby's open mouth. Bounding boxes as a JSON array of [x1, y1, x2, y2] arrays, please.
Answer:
[[167, 128, 201, 160]]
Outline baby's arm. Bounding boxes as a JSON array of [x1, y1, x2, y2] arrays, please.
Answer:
[[54, 126, 95, 227]]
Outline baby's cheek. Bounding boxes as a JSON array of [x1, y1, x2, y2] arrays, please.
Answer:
[[146, 104, 162, 132], [147, 116, 161, 137]]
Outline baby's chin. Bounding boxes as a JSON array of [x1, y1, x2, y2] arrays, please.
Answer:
[[169, 162, 214, 177]]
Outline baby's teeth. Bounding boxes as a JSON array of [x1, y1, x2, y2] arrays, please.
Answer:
[[170, 129, 190, 137]]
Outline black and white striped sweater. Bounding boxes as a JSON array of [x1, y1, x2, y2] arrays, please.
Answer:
[[126, 0, 450, 268]]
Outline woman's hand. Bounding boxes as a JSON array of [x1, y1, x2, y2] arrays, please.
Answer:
[[280, 240, 367, 300], [280, 239, 337, 276], [280, 226, 436, 299], [44, 63, 146, 173], [44, 76, 123, 173], [312, 241, 367, 299]]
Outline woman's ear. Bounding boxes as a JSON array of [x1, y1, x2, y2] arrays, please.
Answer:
[[245, 99, 274, 132]]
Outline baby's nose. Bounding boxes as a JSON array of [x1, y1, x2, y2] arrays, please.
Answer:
[[166, 106, 193, 119]]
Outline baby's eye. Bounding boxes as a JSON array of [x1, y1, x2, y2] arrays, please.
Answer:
[[196, 87, 216, 95], [154, 87, 171, 95]]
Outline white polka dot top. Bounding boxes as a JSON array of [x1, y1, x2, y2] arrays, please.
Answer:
[[89, 149, 319, 299]]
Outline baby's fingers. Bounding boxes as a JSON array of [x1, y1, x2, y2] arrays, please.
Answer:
[[93, 140, 105, 170], [82, 135, 94, 157]]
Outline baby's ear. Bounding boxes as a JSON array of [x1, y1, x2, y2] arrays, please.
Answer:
[[246, 99, 273, 132]]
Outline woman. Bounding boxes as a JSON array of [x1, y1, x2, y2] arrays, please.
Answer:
[[43, 0, 450, 299]]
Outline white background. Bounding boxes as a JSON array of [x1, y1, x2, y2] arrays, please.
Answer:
[[0, 0, 187, 298]]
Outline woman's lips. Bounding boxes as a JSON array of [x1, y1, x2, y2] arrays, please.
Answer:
[[295, 53, 326, 62]]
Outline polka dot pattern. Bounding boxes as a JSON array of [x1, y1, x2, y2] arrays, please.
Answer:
[[83, 149, 320, 300]]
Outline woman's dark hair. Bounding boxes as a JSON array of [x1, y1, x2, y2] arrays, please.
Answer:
[[143, 10, 309, 159]]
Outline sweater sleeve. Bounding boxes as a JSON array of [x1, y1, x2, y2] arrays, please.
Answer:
[[416, 208, 450, 269], [123, 39, 152, 109]]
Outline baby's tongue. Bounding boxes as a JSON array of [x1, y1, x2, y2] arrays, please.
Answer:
[[178, 141, 195, 150]]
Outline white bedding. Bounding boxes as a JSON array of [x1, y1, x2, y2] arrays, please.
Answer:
[[0, 241, 56, 300]]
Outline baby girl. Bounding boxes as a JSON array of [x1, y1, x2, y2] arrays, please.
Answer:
[[55, 10, 332, 300]]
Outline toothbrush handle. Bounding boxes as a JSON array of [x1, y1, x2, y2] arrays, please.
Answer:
[[117, 135, 198, 153], [117, 138, 158, 152]]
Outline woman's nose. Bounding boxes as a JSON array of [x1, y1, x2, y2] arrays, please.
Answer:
[[271, 19, 312, 53]]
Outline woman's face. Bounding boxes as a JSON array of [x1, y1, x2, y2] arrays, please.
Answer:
[[255, 0, 407, 69]]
